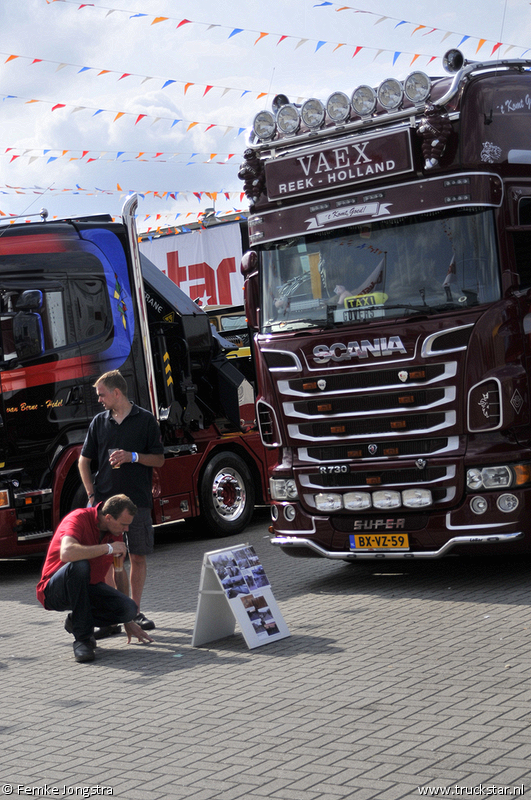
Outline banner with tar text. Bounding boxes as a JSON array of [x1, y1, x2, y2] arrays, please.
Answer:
[[139, 223, 244, 307]]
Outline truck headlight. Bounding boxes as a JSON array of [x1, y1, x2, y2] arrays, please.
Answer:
[[270, 478, 298, 501], [373, 490, 401, 509], [343, 492, 371, 510], [315, 493, 342, 511], [402, 489, 432, 508], [466, 466, 512, 490]]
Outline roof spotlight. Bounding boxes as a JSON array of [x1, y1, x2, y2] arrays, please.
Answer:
[[326, 91, 351, 123], [301, 98, 326, 129], [377, 78, 403, 110], [443, 49, 465, 74], [404, 71, 432, 104], [351, 85, 377, 117], [272, 94, 290, 112], [276, 103, 300, 135], [252, 110, 276, 141]]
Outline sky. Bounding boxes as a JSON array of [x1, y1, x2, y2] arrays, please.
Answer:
[[0, 0, 530, 233]]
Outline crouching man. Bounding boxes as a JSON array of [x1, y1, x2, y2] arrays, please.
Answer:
[[36, 494, 154, 663]]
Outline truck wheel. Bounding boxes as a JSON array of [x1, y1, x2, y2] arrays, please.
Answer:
[[199, 452, 255, 536]]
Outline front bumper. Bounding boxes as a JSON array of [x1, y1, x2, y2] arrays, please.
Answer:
[[270, 530, 524, 559]]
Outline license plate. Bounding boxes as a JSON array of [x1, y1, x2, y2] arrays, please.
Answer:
[[349, 533, 409, 550]]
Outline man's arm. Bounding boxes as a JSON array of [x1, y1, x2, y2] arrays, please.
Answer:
[[108, 450, 165, 468], [113, 562, 131, 596], [78, 455, 95, 503], [60, 535, 127, 563]]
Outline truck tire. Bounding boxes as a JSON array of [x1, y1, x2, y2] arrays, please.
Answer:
[[199, 451, 255, 537]]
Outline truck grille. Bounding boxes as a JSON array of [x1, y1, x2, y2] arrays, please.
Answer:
[[288, 362, 446, 393], [297, 412, 447, 439], [274, 353, 465, 510], [303, 437, 451, 461], [309, 466, 447, 488]]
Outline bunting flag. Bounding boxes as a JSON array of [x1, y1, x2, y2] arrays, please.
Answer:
[[313, 2, 529, 58], [0, 148, 237, 165], [0, 92, 248, 136], [43, 0, 531, 63], [0, 184, 248, 203], [0, 50, 264, 100]]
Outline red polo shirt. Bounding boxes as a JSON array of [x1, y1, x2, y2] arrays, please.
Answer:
[[36, 505, 122, 607]]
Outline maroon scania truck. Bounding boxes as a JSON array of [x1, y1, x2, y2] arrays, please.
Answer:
[[239, 49, 531, 560]]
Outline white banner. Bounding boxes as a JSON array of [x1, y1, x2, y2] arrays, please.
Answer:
[[140, 222, 244, 307]]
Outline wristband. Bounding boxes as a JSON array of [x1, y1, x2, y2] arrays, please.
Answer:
[[88, 493, 94, 499], [106, 542, 113, 555], [131, 452, 138, 463]]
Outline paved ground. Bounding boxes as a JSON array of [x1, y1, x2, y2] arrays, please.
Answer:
[[1, 508, 531, 800]]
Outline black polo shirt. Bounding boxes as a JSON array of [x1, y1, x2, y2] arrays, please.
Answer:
[[81, 403, 164, 508]]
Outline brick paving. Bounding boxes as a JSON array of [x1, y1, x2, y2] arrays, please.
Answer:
[[1, 509, 531, 799]]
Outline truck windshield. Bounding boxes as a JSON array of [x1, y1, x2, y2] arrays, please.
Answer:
[[260, 208, 501, 333]]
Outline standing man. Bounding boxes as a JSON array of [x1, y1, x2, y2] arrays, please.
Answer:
[[37, 494, 153, 663], [78, 370, 165, 632]]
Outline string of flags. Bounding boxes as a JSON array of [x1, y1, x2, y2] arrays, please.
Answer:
[[1, 147, 238, 165], [313, 2, 530, 59], [43, 0, 531, 64], [0, 187, 248, 224], [0, 186, 246, 202], [1, 50, 267, 102], [0, 91, 248, 136]]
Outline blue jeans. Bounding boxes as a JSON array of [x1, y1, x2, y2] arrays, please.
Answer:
[[44, 560, 138, 642]]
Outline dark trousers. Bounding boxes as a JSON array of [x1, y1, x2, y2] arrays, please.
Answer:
[[44, 560, 138, 641]]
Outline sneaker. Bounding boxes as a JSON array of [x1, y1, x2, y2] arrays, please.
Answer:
[[73, 639, 95, 663], [64, 614, 97, 648], [134, 612, 155, 631], [94, 624, 122, 640]]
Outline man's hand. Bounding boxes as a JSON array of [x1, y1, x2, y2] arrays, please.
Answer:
[[124, 620, 154, 644]]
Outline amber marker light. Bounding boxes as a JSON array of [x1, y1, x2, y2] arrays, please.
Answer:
[[513, 464, 531, 485]]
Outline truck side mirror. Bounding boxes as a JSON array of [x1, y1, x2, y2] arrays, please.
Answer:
[[241, 250, 259, 331], [16, 289, 43, 312], [13, 311, 45, 360]]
